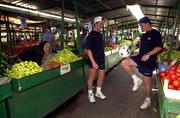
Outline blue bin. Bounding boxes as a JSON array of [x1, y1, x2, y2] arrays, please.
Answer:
[[158, 63, 170, 72]]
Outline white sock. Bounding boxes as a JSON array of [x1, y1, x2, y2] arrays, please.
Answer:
[[88, 90, 93, 95], [131, 74, 139, 82], [96, 87, 102, 93], [146, 97, 151, 101]]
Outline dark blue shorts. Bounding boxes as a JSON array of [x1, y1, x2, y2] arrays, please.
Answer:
[[87, 60, 105, 69], [131, 56, 155, 77]]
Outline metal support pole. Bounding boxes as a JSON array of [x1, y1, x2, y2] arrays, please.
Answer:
[[0, 19, 1, 52], [60, 0, 65, 49], [121, 19, 124, 40], [114, 19, 118, 44], [65, 23, 68, 45], [167, 9, 170, 35], [5, 14, 12, 55], [73, 0, 81, 54], [72, 24, 76, 48], [107, 20, 109, 41], [102, 25, 105, 44]]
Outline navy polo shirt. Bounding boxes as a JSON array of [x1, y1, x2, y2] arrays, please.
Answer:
[[136, 29, 163, 68], [86, 30, 105, 65]]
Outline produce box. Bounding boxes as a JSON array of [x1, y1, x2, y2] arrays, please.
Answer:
[[158, 63, 170, 72], [159, 64, 180, 100], [7, 58, 86, 118], [112, 47, 119, 54], [0, 82, 11, 118], [0, 83, 11, 101], [11, 59, 85, 92], [163, 80, 180, 101]]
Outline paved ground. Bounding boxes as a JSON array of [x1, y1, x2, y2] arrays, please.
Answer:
[[45, 65, 159, 118]]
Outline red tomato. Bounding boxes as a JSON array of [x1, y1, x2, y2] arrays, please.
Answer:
[[172, 80, 180, 88], [176, 72, 180, 77], [177, 87, 180, 90], [176, 68, 180, 73], [168, 69, 175, 74], [177, 77, 180, 81], [177, 65, 180, 69], [169, 73, 177, 81], [159, 71, 166, 78], [168, 84, 176, 90], [170, 66, 176, 71], [165, 70, 169, 74]]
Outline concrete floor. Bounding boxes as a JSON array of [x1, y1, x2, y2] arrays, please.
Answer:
[[45, 65, 159, 118]]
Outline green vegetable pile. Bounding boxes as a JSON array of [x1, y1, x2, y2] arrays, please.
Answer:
[[51, 49, 81, 64]]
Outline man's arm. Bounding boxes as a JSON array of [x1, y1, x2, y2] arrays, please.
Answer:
[[141, 47, 162, 62], [146, 47, 162, 56], [87, 49, 98, 69]]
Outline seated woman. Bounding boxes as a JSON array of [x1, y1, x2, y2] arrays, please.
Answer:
[[18, 41, 51, 66]]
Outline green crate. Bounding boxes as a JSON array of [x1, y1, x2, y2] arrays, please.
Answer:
[[0, 83, 11, 118], [0, 83, 11, 101], [7, 59, 86, 118], [158, 80, 180, 118], [11, 59, 85, 92]]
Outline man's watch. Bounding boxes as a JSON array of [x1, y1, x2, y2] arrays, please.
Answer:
[[146, 53, 150, 56]]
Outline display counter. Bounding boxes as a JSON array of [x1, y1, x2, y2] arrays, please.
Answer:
[[0, 82, 11, 118], [7, 59, 86, 118], [158, 79, 180, 118], [105, 47, 122, 70]]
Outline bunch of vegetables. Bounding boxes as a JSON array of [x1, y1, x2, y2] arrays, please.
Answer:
[[158, 50, 180, 61], [105, 47, 113, 51], [106, 42, 117, 49]]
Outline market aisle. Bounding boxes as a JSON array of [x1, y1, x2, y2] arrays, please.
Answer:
[[45, 65, 159, 118]]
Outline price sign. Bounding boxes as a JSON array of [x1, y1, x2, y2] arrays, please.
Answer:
[[60, 64, 71, 75], [105, 51, 111, 56]]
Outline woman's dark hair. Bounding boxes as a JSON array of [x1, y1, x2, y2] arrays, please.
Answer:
[[39, 41, 49, 49]]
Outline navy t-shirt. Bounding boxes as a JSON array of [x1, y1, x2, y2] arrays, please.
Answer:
[[136, 29, 163, 68], [86, 30, 105, 64]]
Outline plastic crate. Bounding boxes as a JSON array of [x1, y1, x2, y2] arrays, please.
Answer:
[[158, 63, 170, 72], [163, 80, 180, 100]]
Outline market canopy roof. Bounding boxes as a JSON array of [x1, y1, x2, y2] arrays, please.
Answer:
[[0, 0, 180, 29]]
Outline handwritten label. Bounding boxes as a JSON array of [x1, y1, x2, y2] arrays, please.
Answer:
[[105, 51, 111, 56], [60, 64, 71, 75]]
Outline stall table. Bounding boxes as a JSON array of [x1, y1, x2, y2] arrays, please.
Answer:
[[0, 82, 11, 118], [158, 80, 180, 118], [7, 59, 86, 118]]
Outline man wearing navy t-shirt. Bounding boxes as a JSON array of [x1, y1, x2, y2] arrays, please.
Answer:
[[86, 16, 106, 103], [121, 17, 163, 109]]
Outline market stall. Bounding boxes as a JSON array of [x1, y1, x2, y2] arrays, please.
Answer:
[[158, 78, 180, 118], [105, 47, 121, 70], [7, 58, 86, 118], [158, 49, 180, 118]]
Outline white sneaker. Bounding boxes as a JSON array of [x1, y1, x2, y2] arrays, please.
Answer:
[[95, 91, 106, 99], [88, 93, 96, 103], [132, 78, 143, 91], [140, 98, 151, 109]]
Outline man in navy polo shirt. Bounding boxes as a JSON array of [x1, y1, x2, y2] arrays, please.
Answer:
[[86, 16, 106, 103], [121, 16, 163, 109]]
